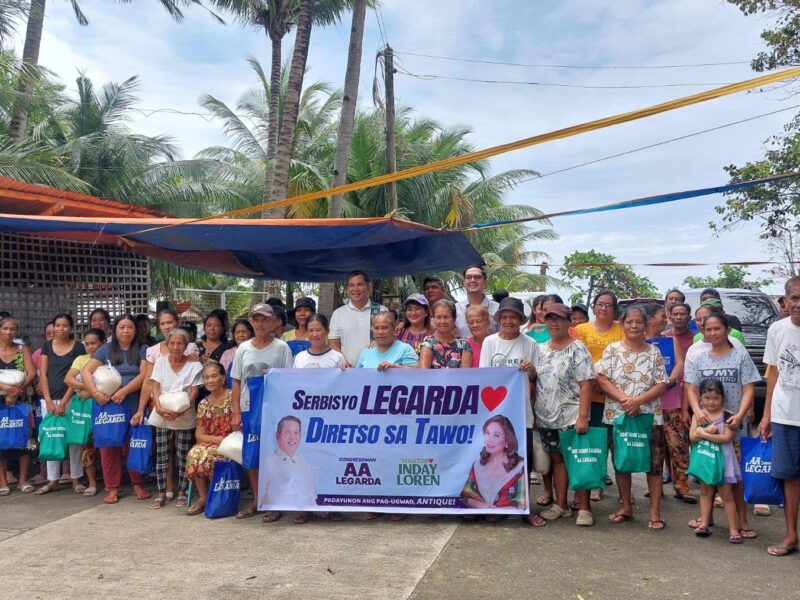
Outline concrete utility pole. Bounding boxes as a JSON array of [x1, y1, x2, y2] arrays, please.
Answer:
[[384, 45, 398, 214]]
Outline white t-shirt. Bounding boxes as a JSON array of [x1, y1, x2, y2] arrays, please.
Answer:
[[455, 295, 499, 338], [764, 317, 800, 426], [293, 348, 347, 369], [684, 344, 760, 416], [685, 336, 745, 363], [148, 356, 203, 430], [329, 301, 387, 366], [479, 333, 538, 427], [231, 338, 293, 411]]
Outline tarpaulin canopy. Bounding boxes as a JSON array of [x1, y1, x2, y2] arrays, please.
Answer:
[[0, 213, 483, 281]]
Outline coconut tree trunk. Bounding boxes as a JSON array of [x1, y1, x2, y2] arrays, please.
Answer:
[[268, 0, 314, 215], [261, 25, 283, 218], [8, 0, 46, 142], [319, 0, 366, 316]]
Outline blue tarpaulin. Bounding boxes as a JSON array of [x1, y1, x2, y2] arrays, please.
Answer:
[[0, 214, 483, 281]]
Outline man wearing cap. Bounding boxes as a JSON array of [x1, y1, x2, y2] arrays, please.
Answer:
[[422, 276, 447, 306], [230, 302, 294, 520], [330, 271, 388, 366], [455, 265, 499, 338], [570, 303, 590, 327], [478, 296, 540, 525]]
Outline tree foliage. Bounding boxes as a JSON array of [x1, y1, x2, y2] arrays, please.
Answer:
[[559, 250, 658, 305], [682, 264, 773, 290]]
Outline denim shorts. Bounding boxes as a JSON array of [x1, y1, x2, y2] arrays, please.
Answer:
[[772, 422, 800, 480]]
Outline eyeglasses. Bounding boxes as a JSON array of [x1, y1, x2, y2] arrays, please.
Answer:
[[594, 302, 614, 309], [464, 275, 485, 281]]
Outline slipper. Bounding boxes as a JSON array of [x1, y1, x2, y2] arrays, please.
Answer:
[[713, 495, 723, 508], [530, 475, 540, 485], [688, 518, 713, 529], [0, 486, 10, 497], [364, 512, 381, 520], [103, 491, 119, 504], [293, 512, 311, 524], [728, 533, 744, 544], [608, 512, 633, 524], [73, 484, 87, 494], [175, 496, 188, 509], [647, 519, 666, 531], [35, 483, 59, 495], [83, 486, 97, 497], [262, 511, 282, 523], [328, 512, 345, 522], [767, 543, 799, 557], [576, 509, 594, 527], [19, 483, 35, 494], [148, 497, 165, 510], [694, 526, 711, 537], [535, 494, 553, 506], [524, 514, 547, 528], [753, 504, 772, 516], [235, 505, 259, 520], [187, 502, 206, 516], [590, 489, 603, 502], [674, 493, 697, 504], [738, 528, 758, 539], [389, 514, 407, 522]]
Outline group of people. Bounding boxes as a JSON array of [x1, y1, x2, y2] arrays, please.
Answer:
[[1, 268, 798, 558]]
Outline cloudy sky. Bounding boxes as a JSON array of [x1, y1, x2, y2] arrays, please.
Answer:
[[13, 0, 795, 295]]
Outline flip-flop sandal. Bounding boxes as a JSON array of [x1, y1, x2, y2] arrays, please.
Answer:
[[728, 533, 744, 544], [674, 493, 697, 504], [104, 491, 119, 504], [590, 489, 603, 502], [83, 486, 97, 497], [524, 514, 547, 528], [175, 496, 188, 509], [0, 487, 10, 497], [535, 494, 553, 506], [19, 484, 35, 494], [35, 484, 59, 495], [767, 543, 799, 557], [694, 526, 711, 537], [262, 511, 282, 523], [389, 514, 407, 522], [688, 518, 714, 529], [148, 497, 165, 510], [235, 506, 259, 519], [648, 519, 666, 531], [608, 512, 633, 524], [364, 512, 381, 520], [187, 503, 206, 516], [293, 513, 311, 524], [73, 485, 87, 494], [739, 528, 758, 539]]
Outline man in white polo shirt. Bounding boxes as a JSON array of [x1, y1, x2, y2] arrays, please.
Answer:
[[329, 270, 387, 366], [455, 265, 499, 337]]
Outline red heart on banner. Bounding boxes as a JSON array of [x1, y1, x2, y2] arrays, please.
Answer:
[[428, 458, 434, 463], [481, 386, 507, 411]]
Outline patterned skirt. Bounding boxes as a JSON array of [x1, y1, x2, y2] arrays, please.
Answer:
[[186, 443, 224, 479]]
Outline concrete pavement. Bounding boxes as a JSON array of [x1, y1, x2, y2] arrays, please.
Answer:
[[1, 478, 797, 600]]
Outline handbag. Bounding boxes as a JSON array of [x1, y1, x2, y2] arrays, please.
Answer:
[[0, 403, 30, 449], [205, 459, 241, 518], [65, 395, 93, 445], [686, 439, 725, 486], [91, 400, 130, 448], [242, 375, 265, 470], [127, 424, 155, 474], [38, 413, 68, 461], [740, 436, 785, 505], [612, 413, 654, 473], [560, 427, 609, 490]]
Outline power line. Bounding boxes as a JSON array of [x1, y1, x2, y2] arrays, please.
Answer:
[[396, 67, 735, 89], [373, 5, 387, 46], [395, 50, 752, 70]]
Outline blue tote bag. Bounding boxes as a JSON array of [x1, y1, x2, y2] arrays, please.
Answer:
[[242, 375, 265, 470], [205, 459, 241, 519], [0, 403, 30, 449], [127, 424, 154, 474], [92, 400, 130, 448], [740, 436, 785, 505]]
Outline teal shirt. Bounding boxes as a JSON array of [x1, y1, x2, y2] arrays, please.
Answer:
[[355, 341, 419, 368]]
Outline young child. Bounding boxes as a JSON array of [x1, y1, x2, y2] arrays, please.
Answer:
[[690, 378, 743, 543]]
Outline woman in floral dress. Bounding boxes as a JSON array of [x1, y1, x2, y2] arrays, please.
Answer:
[[186, 361, 233, 516], [420, 299, 472, 369]]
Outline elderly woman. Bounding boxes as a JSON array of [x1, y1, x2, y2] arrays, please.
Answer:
[[82, 314, 148, 504], [596, 305, 668, 530], [478, 296, 540, 526], [0, 316, 36, 496], [185, 361, 233, 516], [534, 304, 595, 527], [143, 328, 203, 510], [465, 304, 491, 368], [420, 299, 471, 369]]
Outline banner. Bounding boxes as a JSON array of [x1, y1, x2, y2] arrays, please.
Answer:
[[257, 368, 528, 515]]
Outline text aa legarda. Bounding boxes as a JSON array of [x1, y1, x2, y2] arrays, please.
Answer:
[[335, 458, 441, 486]]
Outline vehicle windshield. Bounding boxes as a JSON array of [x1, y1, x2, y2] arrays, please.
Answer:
[[720, 294, 778, 328]]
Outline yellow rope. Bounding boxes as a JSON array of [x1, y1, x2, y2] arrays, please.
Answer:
[[129, 66, 800, 235]]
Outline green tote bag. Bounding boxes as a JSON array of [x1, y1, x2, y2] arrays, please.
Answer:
[[686, 439, 725, 486], [38, 413, 68, 461], [560, 427, 609, 490], [612, 413, 654, 474], [65, 395, 93, 446]]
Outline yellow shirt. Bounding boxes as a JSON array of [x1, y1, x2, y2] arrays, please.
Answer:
[[576, 321, 624, 403], [71, 354, 91, 372]]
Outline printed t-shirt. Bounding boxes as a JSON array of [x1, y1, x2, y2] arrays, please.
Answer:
[[596, 341, 667, 425], [534, 339, 594, 429], [293, 348, 346, 369], [355, 341, 419, 369], [479, 333, 538, 428], [684, 345, 760, 416], [763, 317, 800, 426], [42, 340, 86, 399], [397, 328, 430, 355], [575, 321, 624, 403], [149, 356, 203, 430], [281, 330, 312, 357], [231, 338, 293, 411], [329, 301, 388, 366]]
